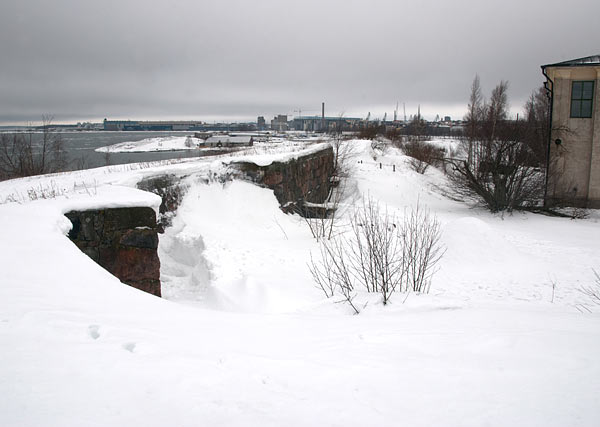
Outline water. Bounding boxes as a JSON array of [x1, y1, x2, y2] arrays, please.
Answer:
[[3, 131, 208, 170]]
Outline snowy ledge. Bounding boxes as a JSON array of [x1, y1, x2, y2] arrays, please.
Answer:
[[58, 185, 162, 215], [225, 142, 331, 167]]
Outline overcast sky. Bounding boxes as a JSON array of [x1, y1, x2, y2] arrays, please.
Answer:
[[1, 0, 598, 124]]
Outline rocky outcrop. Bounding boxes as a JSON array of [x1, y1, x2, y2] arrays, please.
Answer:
[[65, 207, 161, 297], [137, 174, 187, 231], [233, 146, 334, 215]]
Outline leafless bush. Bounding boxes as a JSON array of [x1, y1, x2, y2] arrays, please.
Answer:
[[309, 197, 445, 312], [309, 234, 360, 313], [348, 198, 405, 305], [402, 202, 446, 293], [358, 125, 379, 140], [386, 128, 403, 143], [579, 270, 600, 306], [400, 140, 446, 174]]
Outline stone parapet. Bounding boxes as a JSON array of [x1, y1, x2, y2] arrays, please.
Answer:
[[65, 207, 161, 297]]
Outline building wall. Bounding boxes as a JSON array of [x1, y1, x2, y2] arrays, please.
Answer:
[[546, 66, 600, 207]]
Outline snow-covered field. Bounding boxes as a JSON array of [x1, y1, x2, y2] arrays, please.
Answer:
[[1, 139, 599, 426], [95, 135, 198, 153]]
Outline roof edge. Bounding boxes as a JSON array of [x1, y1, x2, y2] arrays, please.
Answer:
[[542, 54, 600, 69]]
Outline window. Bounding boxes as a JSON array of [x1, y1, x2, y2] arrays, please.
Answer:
[[570, 81, 594, 118]]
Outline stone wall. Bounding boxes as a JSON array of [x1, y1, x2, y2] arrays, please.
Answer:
[[65, 207, 161, 297], [233, 146, 334, 214], [63, 147, 332, 297]]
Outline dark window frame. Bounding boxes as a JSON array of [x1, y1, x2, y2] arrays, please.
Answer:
[[570, 80, 594, 118]]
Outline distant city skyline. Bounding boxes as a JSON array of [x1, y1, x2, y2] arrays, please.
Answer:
[[1, 0, 598, 126]]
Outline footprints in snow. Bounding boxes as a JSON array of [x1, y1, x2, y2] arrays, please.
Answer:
[[88, 324, 137, 353], [88, 324, 100, 340], [122, 342, 136, 353]]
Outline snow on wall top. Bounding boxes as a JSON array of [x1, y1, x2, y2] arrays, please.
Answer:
[[228, 141, 331, 167]]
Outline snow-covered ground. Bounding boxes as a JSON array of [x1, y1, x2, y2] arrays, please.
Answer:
[[1, 139, 599, 426], [95, 135, 198, 152]]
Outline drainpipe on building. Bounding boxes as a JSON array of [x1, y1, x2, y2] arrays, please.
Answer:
[[541, 66, 555, 207]]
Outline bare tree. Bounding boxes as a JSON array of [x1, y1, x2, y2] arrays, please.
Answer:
[[447, 81, 545, 212], [465, 75, 483, 164], [405, 109, 427, 142], [523, 86, 550, 166], [485, 80, 509, 143], [0, 116, 67, 180]]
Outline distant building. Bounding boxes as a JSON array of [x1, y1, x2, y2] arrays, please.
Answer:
[[542, 54, 600, 207], [103, 119, 204, 131], [204, 135, 254, 147], [257, 116, 266, 130], [271, 115, 288, 132], [292, 116, 362, 132]]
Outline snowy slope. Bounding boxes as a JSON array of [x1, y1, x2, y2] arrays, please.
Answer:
[[1, 139, 599, 426]]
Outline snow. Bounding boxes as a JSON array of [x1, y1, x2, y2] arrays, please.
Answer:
[[1, 138, 599, 426], [95, 133, 328, 156], [96, 135, 198, 153], [228, 141, 331, 167]]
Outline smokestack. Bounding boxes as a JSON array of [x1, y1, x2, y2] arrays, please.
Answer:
[[321, 102, 325, 131]]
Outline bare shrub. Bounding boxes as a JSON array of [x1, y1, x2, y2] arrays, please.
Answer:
[[309, 197, 445, 312], [400, 140, 446, 174], [402, 203, 446, 293], [358, 125, 379, 140], [347, 198, 405, 306], [579, 270, 600, 306], [309, 235, 360, 314], [386, 128, 403, 144]]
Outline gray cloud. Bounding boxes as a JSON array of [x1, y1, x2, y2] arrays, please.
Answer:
[[1, 0, 598, 124]]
